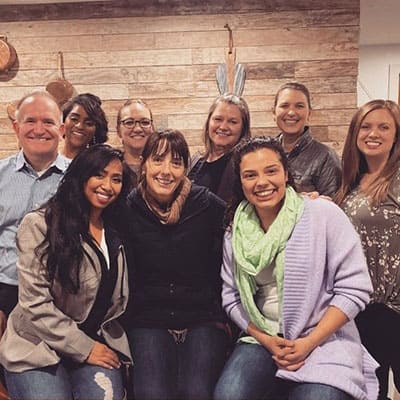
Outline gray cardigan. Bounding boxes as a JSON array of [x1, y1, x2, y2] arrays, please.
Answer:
[[0, 210, 132, 372], [222, 198, 379, 400]]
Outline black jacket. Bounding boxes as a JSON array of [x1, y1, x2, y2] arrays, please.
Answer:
[[278, 127, 341, 197], [124, 185, 227, 330]]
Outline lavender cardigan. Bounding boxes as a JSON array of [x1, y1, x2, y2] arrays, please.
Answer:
[[222, 198, 379, 400]]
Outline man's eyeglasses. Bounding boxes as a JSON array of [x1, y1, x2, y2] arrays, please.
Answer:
[[120, 118, 152, 129]]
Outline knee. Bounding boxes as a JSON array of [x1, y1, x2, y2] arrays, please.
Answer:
[[213, 377, 244, 400]]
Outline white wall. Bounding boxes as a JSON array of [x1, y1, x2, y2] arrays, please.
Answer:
[[358, 0, 400, 106], [358, 44, 400, 105]]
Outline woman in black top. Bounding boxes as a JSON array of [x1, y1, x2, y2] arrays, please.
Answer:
[[189, 93, 251, 203], [124, 129, 229, 400]]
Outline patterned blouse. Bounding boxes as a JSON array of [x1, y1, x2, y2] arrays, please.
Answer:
[[342, 171, 400, 314]]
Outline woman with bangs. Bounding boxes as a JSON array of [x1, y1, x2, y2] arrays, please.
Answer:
[[62, 93, 108, 159], [336, 100, 400, 400], [123, 129, 229, 399]]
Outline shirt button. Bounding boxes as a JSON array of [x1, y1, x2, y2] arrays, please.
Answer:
[[170, 311, 175, 316]]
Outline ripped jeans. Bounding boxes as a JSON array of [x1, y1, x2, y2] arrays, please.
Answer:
[[4, 360, 125, 400]]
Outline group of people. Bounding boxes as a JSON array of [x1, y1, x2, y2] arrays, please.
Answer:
[[0, 81, 398, 400]]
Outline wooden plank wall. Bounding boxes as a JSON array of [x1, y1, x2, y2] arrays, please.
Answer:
[[0, 0, 359, 159]]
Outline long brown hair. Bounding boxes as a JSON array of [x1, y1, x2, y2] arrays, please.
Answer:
[[335, 99, 400, 206]]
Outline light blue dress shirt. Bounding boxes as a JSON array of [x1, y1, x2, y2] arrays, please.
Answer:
[[0, 151, 70, 285]]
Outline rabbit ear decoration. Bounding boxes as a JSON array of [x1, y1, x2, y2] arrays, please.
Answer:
[[216, 63, 246, 96], [216, 24, 246, 96]]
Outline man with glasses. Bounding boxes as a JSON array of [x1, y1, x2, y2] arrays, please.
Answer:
[[116, 99, 154, 183]]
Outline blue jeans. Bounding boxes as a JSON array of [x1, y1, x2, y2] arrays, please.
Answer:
[[5, 360, 125, 400], [129, 325, 229, 400], [214, 342, 352, 400]]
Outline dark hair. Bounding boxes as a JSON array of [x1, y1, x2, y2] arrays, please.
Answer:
[[139, 129, 190, 186], [62, 93, 108, 145], [36, 144, 130, 293], [225, 136, 294, 227], [116, 99, 154, 129], [273, 82, 312, 109], [335, 99, 400, 206], [203, 93, 251, 157]]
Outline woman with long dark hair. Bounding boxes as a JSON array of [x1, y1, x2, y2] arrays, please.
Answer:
[[0, 144, 132, 400], [62, 93, 108, 159], [214, 136, 378, 400], [336, 100, 400, 400]]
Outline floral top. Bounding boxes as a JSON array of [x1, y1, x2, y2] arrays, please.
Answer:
[[342, 171, 400, 314]]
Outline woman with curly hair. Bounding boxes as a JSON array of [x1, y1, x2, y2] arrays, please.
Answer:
[[62, 93, 108, 159], [214, 136, 378, 400]]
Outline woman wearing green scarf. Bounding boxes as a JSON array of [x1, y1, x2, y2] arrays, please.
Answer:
[[214, 137, 379, 400]]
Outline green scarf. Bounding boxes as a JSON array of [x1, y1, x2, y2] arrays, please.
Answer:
[[232, 186, 304, 337]]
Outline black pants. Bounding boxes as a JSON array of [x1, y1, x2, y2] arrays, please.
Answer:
[[356, 303, 400, 400], [0, 282, 18, 389]]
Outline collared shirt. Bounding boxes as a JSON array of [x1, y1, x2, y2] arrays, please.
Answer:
[[0, 151, 69, 285]]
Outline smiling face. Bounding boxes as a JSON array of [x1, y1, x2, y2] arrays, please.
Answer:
[[208, 102, 243, 154], [14, 95, 63, 170], [118, 102, 153, 155], [143, 145, 186, 206], [356, 108, 396, 165], [273, 88, 311, 138], [240, 148, 288, 227], [64, 104, 97, 151], [84, 158, 123, 214]]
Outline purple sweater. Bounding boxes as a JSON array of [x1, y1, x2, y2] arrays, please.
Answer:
[[222, 198, 379, 400]]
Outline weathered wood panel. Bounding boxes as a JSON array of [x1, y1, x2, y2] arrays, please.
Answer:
[[0, 0, 359, 157], [7, 27, 358, 54], [0, 2, 359, 23], [0, 10, 359, 38]]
